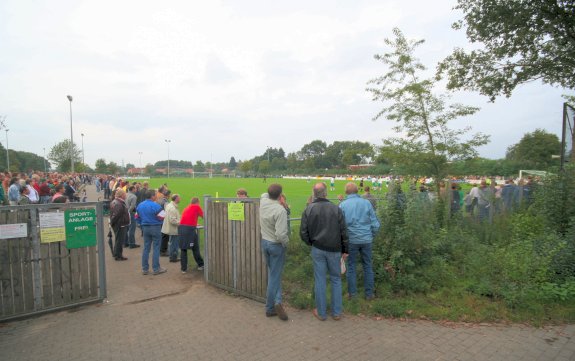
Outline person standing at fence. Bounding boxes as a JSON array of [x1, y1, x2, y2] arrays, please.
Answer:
[[178, 197, 204, 273], [162, 194, 181, 263], [110, 189, 129, 261], [339, 182, 380, 300], [362, 186, 377, 210], [125, 185, 140, 248], [136, 189, 167, 275], [8, 177, 20, 205], [300, 182, 348, 321], [259, 183, 289, 321]]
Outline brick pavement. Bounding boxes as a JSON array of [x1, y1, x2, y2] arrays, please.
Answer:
[[0, 184, 574, 360]]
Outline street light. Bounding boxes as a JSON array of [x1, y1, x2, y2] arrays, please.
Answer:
[[81, 133, 85, 165], [138, 151, 143, 171], [165, 139, 171, 178], [43, 147, 47, 172], [67, 95, 74, 173], [5, 129, 9, 171]]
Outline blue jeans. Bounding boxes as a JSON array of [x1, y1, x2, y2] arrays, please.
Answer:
[[142, 225, 162, 272], [168, 235, 179, 261], [127, 213, 137, 246], [312, 247, 343, 319], [261, 239, 286, 313], [347, 242, 374, 297]]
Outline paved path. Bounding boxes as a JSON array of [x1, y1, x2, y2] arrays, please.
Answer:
[[0, 184, 574, 360]]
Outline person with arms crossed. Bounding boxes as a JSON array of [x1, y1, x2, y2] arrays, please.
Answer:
[[339, 182, 380, 300], [136, 189, 167, 275], [300, 182, 348, 321]]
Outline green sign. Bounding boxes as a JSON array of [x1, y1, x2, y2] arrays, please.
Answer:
[[65, 209, 97, 249], [228, 202, 245, 221]]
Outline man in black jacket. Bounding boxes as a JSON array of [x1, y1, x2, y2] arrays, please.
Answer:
[[110, 189, 130, 261], [300, 182, 348, 321]]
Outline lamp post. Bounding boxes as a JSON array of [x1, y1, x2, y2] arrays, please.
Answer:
[[138, 152, 143, 174], [5, 129, 9, 171], [67, 95, 74, 173], [165, 139, 171, 178], [81, 133, 85, 165], [43, 147, 47, 172]]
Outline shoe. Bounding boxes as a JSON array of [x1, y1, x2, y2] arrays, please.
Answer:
[[312, 308, 326, 321], [160, 252, 169, 257], [332, 314, 342, 321], [274, 304, 288, 321], [366, 295, 375, 301], [115, 256, 128, 261], [123, 244, 129, 248], [142, 270, 149, 275], [266, 310, 277, 317], [169, 259, 180, 263], [153, 268, 167, 275], [129, 244, 141, 249], [197, 266, 204, 271], [347, 293, 356, 300], [181, 270, 187, 274]]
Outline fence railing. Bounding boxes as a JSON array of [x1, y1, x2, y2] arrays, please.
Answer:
[[0, 202, 106, 321]]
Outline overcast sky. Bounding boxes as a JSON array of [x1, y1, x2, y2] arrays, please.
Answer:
[[0, 0, 568, 168]]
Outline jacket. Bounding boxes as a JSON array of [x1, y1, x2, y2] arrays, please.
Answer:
[[339, 194, 380, 244], [259, 196, 289, 246], [161, 201, 181, 235], [110, 198, 130, 228], [300, 198, 348, 253]]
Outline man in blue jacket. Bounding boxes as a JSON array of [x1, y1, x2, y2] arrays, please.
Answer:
[[136, 189, 167, 275], [339, 182, 380, 300]]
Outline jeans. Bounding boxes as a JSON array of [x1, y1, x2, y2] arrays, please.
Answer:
[[312, 246, 343, 319], [127, 213, 137, 246], [347, 242, 374, 297], [142, 225, 162, 272], [168, 235, 179, 261], [261, 239, 286, 313]]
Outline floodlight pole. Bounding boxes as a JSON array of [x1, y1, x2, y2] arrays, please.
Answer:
[[165, 139, 171, 178], [67, 95, 74, 173]]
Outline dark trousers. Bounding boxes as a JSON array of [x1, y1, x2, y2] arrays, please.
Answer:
[[160, 232, 169, 253], [113, 226, 127, 259], [179, 227, 203, 271]]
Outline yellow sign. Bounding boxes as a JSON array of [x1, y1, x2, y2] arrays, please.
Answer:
[[228, 202, 245, 221], [39, 212, 66, 243]]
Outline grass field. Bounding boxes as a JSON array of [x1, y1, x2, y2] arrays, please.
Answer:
[[139, 176, 387, 218]]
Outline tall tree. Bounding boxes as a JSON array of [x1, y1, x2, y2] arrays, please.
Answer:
[[228, 156, 237, 170], [367, 28, 489, 182], [48, 139, 82, 172], [95, 159, 108, 173], [438, 0, 575, 101], [506, 129, 561, 170]]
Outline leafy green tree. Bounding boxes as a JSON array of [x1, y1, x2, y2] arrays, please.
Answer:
[[506, 129, 561, 170], [438, 0, 575, 101], [239, 160, 252, 174], [107, 162, 120, 174], [228, 156, 237, 170], [258, 159, 270, 174], [144, 164, 154, 175], [95, 159, 108, 173], [48, 139, 82, 172], [126, 163, 135, 169], [194, 161, 205, 172], [367, 28, 489, 182]]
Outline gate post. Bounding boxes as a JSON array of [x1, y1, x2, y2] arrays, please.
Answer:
[[29, 208, 42, 310]]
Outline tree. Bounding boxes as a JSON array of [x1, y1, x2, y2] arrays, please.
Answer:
[[95, 159, 108, 173], [126, 163, 135, 170], [258, 160, 270, 174], [438, 0, 575, 101], [107, 162, 120, 175], [228, 156, 237, 170], [366, 28, 489, 182], [48, 139, 82, 172], [506, 129, 561, 170], [239, 160, 252, 174], [194, 161, 205, 172]]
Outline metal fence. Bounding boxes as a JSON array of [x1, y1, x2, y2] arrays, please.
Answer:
[[203, 197, 267, 302], [0, 202, 106, 321]]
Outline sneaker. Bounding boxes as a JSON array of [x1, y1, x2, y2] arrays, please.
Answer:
[[197, 266, 204, 271], [129, 244, 141, 249], [274, 304, 288, 321], [153, 268, 167, 275], [181, 270, 187, 274], [332, 314, 342, 321], [312, 308, 326, 321], [142, 270, 149, 275], [266, 310, 277, 317]]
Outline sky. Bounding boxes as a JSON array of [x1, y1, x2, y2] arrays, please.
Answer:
[[0, 0, 569, 169]]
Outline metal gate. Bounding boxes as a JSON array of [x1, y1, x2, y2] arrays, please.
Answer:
[[203, 197, 267, 302], [0, 202, 106, 321]]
